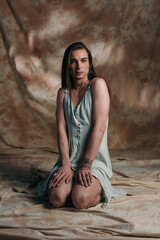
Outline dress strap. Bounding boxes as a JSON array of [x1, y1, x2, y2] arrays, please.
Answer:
[[64, 89, 68, 94]]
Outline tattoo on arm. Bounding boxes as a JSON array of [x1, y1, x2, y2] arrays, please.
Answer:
[[81, 158, 93, 169]]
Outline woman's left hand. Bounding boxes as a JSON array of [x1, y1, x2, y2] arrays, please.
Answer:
[[75, 167, 92, 187]]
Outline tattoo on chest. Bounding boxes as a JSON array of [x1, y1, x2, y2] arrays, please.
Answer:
[[81, 158, 93, 169]]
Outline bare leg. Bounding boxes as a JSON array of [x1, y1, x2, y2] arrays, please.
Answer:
[[71, 176, 102, 209], [48, 178, 73, 208]]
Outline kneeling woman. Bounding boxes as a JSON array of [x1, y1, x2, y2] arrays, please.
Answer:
[[37, 42, 126, 209]]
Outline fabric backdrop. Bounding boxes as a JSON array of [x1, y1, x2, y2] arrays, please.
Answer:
[[0, 0, 160, 151]]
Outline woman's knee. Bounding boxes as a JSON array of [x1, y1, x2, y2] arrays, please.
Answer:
[[48, 188, 67, 208], [71, 190, 89, 209]]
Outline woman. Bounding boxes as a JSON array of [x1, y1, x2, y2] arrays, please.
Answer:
[[37, 42, 126, 209]]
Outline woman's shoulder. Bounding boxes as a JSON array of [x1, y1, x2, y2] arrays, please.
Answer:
[[57, 87, 67, 94], [57, 87, 67, 100], [91, 77, 108, 91], [90, 78, 110, 103]]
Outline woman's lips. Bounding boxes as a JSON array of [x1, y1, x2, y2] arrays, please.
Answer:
[[76, 72, 83, 74]]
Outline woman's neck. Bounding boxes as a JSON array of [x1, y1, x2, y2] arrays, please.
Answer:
[[74, 79, 89, 89]]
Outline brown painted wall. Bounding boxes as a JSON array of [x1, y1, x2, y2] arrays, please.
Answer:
[[0, 0, 159, 150]]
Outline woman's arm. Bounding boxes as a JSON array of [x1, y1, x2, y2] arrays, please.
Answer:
[[50, 88, 74, 187], [56, 88, 70, 164], [83, 78, 109, 160], [75, 78, 110, 187]]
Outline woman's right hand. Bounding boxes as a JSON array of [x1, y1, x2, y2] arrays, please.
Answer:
[[49, 164, 74, 188]]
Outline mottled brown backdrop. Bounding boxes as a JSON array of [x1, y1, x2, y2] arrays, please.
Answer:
[[0, 0, 160, 151]]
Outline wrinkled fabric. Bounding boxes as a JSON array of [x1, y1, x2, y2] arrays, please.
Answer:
[[37, 84, 126, 204], [0, 0, 160, 150], [0, 0, 160, 239], [0, 148, 160, 239]]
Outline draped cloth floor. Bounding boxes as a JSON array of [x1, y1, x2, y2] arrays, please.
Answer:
[[0, 148, 160, 240]]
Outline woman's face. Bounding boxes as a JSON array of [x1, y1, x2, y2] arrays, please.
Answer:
[[69, 49, 90, 82]]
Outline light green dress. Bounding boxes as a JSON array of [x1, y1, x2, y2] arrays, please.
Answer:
[[37, 82, 126, 206]]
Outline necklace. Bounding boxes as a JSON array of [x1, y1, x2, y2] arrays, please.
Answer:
[[76, 79, 89, 88]]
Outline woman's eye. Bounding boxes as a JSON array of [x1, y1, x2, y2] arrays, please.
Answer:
[[82, 59, 86, 62]]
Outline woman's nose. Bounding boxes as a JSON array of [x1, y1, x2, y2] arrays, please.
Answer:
[[76, 61, 80, 69]]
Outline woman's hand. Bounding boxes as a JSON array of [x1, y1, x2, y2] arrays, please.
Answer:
[[75, 158, 93, 187], [75, 167, 92, 187], [49, 164, 74, 188]]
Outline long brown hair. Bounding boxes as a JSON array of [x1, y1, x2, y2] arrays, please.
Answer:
[[61, 42, 97, 89]]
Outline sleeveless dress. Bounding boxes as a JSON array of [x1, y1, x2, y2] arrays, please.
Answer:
[[37, 82, 126, 206]]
